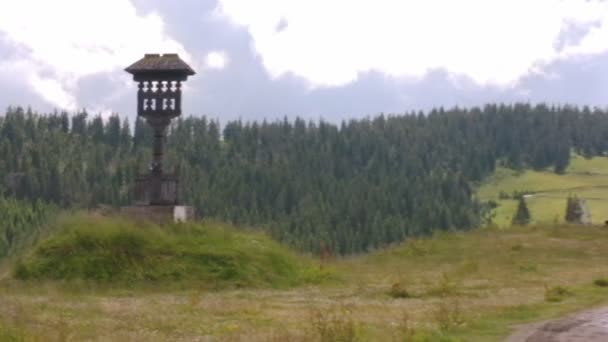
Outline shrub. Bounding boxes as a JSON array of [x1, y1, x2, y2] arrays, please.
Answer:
[[498, 191, 510, 200], [389, 282, 411, 299], [594, 278, 608, 287], [511, 244, 523, 251], [427, 273, 459, 297], [544, 285, 572, 302], [433, 299, 466, 331]]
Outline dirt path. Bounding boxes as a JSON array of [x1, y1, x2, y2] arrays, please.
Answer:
[[505, 307, 608, 341]]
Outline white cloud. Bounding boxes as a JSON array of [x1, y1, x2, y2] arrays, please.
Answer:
[[30, 77, 77, 110], [206, 51, 229, 69], [217, 0, 608, 87], [0, 0, 189, 111]]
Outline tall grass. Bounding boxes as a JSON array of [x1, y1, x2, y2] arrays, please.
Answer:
[[14, 215, 328, 288]]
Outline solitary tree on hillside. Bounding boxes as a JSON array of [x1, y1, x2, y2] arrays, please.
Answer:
[[565, 196, 579, 223], [512, 197, 531, 226]]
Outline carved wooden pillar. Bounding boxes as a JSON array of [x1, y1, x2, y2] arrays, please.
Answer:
[[125, 54, 195, 206]]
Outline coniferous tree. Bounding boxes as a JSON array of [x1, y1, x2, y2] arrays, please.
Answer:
[[512, 197, 531, 226]]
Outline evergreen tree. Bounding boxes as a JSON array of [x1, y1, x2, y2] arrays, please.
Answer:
[[512, 197, 531, 226]]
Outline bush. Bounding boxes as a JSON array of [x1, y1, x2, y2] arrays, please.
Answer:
[[544, 285, 572, 302], [594, 278, 608, 287], [511, 244, 523, 251], [433, 299, 466, 331], [498, 191, 510, 200], [427, 273, 459, 297], [389, 282, 411, 299]]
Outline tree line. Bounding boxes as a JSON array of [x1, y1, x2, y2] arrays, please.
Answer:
[[1, 103, 607, 254]]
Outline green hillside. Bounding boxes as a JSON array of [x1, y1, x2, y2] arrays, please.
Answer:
[[13, 215, 326, 288], [478, 154, 608, 227]]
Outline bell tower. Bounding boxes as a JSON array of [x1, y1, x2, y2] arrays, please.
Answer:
[[122, 53, 196, 221]]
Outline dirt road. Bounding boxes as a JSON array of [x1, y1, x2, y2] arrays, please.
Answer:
[[506, 307, 608, 341]]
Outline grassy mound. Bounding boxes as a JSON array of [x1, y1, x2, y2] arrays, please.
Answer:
[[13, 215, 326, 288]]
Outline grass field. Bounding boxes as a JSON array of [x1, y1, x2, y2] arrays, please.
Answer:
[[478, 154, 608, 227], [3, 217, 608, 340]]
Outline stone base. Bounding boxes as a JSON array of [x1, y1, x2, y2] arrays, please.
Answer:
[[120, 205, 195, 223]]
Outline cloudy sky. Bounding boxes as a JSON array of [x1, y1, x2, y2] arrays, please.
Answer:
[[0, 0, 607, 122]]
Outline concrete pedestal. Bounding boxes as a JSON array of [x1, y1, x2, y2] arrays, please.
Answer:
[[120, 205, 195, 223]]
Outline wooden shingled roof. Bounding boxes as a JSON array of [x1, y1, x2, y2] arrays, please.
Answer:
[[125, 54, 195, 80]]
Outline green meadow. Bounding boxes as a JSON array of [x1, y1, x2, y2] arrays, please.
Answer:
[[479, 154, 608, 227], [3, 215, 608, 340]]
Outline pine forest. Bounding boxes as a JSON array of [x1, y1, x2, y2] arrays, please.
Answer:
[[1, 103, 607, 255]]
